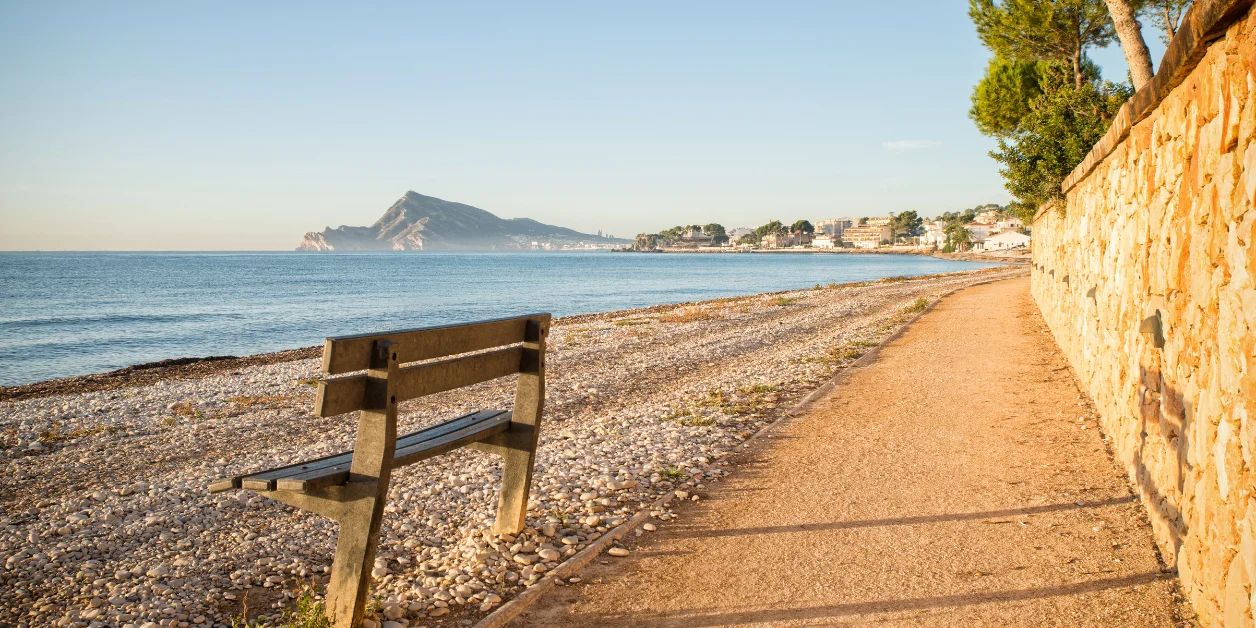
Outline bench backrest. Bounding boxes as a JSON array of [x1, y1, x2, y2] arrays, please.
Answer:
[[314, 313, 551, 417]]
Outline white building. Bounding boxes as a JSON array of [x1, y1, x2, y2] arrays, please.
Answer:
[[813, 234, 837, 249], [993, 217, 1024, 233], [729, 227, 755, 241], [921, 221, 947, 247], [965, 222, 992, 243], [975, 209, 1001, 225], [981, 230, 1031, 250]]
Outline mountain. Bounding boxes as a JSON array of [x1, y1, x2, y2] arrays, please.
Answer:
[[297, 192, 629, 251]]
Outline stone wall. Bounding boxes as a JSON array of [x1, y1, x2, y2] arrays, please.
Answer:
[[1031, 4, 1255, 626]]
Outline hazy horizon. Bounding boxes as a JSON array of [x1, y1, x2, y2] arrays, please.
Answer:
[[1, 2, 1156, 251]]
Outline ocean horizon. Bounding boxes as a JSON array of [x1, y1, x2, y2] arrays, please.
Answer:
[[0, 250, 999, 386]]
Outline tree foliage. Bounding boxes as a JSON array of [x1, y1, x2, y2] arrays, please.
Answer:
[[889, 211, 923, 241], [969, 0, 1116, 87], [703, 223, 728, 244], [753, 220, 787, 240], [790, 220, 814, 234], [943, 223, 974, 252], [991, 67, 1131, 221], [970, 58, 1052, 136]]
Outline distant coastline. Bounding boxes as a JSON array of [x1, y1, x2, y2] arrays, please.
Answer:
[[614, 245, 1030, 265]]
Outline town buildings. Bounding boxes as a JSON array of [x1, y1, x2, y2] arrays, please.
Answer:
[[815, 218, 854, 237], [841, 224, 892, 249], [760, 232, 792, 249]]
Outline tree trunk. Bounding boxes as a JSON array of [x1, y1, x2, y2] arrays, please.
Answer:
[[1105, 0, 1155, 89], [1073, 52, 1083, 89]]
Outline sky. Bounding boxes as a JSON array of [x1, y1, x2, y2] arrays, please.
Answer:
[[0, 1, 1165, 250]]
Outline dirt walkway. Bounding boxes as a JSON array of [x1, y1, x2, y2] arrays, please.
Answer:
[[513, 278, 1185, 627]]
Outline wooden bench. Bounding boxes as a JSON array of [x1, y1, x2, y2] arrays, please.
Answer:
[[209, 313, 551, 627]]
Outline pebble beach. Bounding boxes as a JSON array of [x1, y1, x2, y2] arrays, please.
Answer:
[[0, 266, 1024, 628]]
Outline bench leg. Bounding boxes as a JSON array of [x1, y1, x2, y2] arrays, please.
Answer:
[[326, 340, 398, 627], [493, 321, 547, 535], [326, 491, 388, 628]]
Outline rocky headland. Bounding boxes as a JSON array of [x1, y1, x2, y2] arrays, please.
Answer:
[[297, 192, 628, 251]]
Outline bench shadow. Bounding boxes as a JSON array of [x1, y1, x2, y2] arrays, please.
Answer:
[[664, 496, 1135, 539], [572, 571, 1167, 627]]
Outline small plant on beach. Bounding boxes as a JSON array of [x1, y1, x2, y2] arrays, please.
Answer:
[[233, 584, 330, 628], [768, 296, 798, 307], [662, 407, 693, 422], [297, 378, 319, 388], [227, 395, 289, 409], [877, 275, 912, 284], [548, 508, 572, 525], [170, 401, 203, 419], [659, 308, 719, 324], [738, 383, 781, 395], [613, 318, 653, 327], [660, 467, 687, 482], [904, 297, 930, 314], [679, 415, 716, 427], [38, 423, 123, 444], [832, 345, 865, 361]]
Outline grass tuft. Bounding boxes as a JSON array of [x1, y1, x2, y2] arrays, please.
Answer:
[[903, 297, 930, 314], [227, 395, 289, 409], [613, 318, 653, 327], [232, 585, 330, 628], [659, 308, 720, 324]]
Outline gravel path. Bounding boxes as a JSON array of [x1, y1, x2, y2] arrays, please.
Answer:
[[513, 277, 1187, 627], [0, 267, 1021, 628]]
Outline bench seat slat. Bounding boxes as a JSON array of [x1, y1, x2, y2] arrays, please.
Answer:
[[274, 411, 511, 492], [209, 410, 508, 493], [232, 410, 500, 491], [391, 411, 512, 468]]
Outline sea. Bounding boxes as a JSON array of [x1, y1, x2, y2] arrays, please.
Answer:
[[0, 251, 1000, 386]]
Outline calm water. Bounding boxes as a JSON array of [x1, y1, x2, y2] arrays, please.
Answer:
[[0, 251, 998, 385]]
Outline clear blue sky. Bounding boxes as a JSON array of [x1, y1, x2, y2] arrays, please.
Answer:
[[0, 1, 1158, 250]]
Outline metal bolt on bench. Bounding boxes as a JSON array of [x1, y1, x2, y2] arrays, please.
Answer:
[[209, 313, 551, 627]]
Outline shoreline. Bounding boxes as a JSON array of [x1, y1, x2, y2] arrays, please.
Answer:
[[617, 245, 1032, 264], [0, 265, 1027, 626], [0, 266, 1012, 403]]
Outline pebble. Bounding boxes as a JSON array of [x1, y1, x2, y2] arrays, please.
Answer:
[[643, 522, 657, 531], [607, 547, 631, 557]]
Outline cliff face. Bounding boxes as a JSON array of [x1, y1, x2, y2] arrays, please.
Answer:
[[297, 192, 626, 251]]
